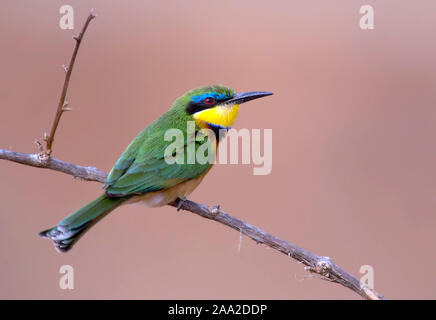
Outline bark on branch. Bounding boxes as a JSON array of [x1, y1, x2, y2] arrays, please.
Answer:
[[0, 147, 385, 300], [0, 10, 386, 300], [41, 11, 96, 156]]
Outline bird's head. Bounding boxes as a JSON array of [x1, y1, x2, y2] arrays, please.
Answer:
[[173, 85, 273, 129]]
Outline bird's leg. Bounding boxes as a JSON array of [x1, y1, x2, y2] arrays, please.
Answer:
[[177, 196, 187, 211], [211, 205, 220, 214]]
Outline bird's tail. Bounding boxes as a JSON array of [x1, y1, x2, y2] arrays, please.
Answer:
[[39, 194, 130, 253]]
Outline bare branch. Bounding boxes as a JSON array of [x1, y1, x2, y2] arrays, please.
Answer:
[[0, 149, 106, 183], [0, 147, 385, 300], [43, 12, 96, 156]]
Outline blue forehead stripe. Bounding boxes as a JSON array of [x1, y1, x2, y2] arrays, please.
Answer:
[[191, 92, 231, 103]]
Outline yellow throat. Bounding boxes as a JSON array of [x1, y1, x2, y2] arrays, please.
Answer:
[[193, 104, 240, 128]]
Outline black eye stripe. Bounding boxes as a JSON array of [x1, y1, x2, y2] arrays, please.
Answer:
[[186, 101, 207, 114], [185, 96, 232, 115]]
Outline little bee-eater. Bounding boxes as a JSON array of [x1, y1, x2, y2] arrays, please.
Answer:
[[39, 85, 272, 252]]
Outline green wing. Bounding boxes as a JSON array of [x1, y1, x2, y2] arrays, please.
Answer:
[[104, 112, 212, 197]]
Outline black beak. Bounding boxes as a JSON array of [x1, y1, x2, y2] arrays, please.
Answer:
[[223, 91, 273, 105]]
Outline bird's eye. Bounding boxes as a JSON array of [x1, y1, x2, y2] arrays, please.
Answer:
[[204, 97, 215, 105]]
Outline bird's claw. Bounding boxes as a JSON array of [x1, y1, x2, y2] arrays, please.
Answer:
[[177, 197, 187, 211], [211, 205, 220, 214]]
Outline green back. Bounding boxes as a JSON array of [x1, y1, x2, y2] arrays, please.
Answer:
[[104, 86, 233, 196]]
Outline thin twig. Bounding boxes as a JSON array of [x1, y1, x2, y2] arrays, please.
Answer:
[[0, 149, 106, 182], [0, 147, 385, 300], [43, 11, 96, 157]]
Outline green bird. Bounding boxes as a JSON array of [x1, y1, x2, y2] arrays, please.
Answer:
[[39, 85, 272, 252]]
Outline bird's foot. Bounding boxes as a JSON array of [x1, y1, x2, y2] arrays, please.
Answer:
[[177, 196, 187, 211], [210, 205, 220, 215]]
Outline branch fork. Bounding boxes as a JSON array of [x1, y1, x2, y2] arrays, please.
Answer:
[[41, 12, 96, 157]]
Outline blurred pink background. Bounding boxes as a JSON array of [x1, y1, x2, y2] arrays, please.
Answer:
[[1, 0, 435, 299]]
